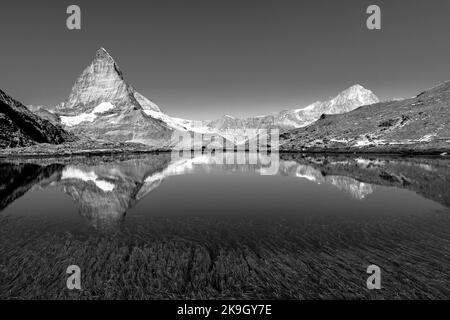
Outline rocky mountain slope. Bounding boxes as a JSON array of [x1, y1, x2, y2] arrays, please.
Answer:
[[0, 89, 74, 149], [27, 105, 61, 125], [280, 81, 450, 153]]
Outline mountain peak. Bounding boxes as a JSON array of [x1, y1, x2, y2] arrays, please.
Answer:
[[350, 84, 364, 89], [56, 47, 129, 114], [336, 84, 379, 105], [342, 84, 368, 94], [95, 47, 113, 60]]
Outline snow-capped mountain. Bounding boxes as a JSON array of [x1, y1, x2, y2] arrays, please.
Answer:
[[46, 47, 230, 148], [152, 84, 379, 144], [275, 84, 379, 129], [30, 47, 378, 147], [203, 84, 379, 131], [54, 48, 174, 147], [56, 48, 161, 115], [183, 84, 379, 143]]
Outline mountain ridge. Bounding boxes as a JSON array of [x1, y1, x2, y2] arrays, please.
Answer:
[[2, 47, 447, 154]]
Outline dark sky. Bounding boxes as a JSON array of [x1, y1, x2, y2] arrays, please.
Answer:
[[1, 0, 449, 119]]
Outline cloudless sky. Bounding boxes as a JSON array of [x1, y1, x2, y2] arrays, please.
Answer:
[[1, 0, 449, 119]]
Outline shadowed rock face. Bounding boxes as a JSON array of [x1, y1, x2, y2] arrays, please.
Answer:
[[0, 90, 74, 149], [1, 154, 449, 231]]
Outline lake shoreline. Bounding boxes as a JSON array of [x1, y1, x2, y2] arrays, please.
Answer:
[[1, 147, 448, 160]]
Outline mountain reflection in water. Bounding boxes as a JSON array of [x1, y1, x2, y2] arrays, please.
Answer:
[[1, 153, 450, 299], [0, 153, 449, 230]]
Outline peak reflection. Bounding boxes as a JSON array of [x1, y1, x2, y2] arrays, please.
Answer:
[[0, 153, 449, 231]]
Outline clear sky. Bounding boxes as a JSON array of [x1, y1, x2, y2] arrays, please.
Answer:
[[1, 0, 449, 119]]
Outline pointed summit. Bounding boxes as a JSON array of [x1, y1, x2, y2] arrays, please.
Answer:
[[57, 47, 162, 118], [95, 47, 114, 61], [334, 84, 379, 108], [340, 84, 369, 96], [349, 84, 365, 90], [54, 47, 173, 147], [56, 47, 130, 115], [93, 47, 121, 76], [97, 46, 109, 54]]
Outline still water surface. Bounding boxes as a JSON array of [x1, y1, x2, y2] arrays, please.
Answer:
[[0, 153, 449, 299]]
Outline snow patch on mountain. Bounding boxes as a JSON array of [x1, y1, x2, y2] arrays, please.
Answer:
[[93, 102, 115, 113], [142, 109, 189, 131], [60, 102, 116, 127]]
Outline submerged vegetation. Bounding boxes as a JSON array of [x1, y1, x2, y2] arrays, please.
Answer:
[[1, 153, 450, 300], [1, 211, 450, 300]]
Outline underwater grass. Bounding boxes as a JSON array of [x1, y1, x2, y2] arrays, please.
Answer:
[[1, 211, 450, 300]]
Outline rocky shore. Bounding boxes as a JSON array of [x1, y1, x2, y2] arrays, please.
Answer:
[[0, 140, 170, 159]]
